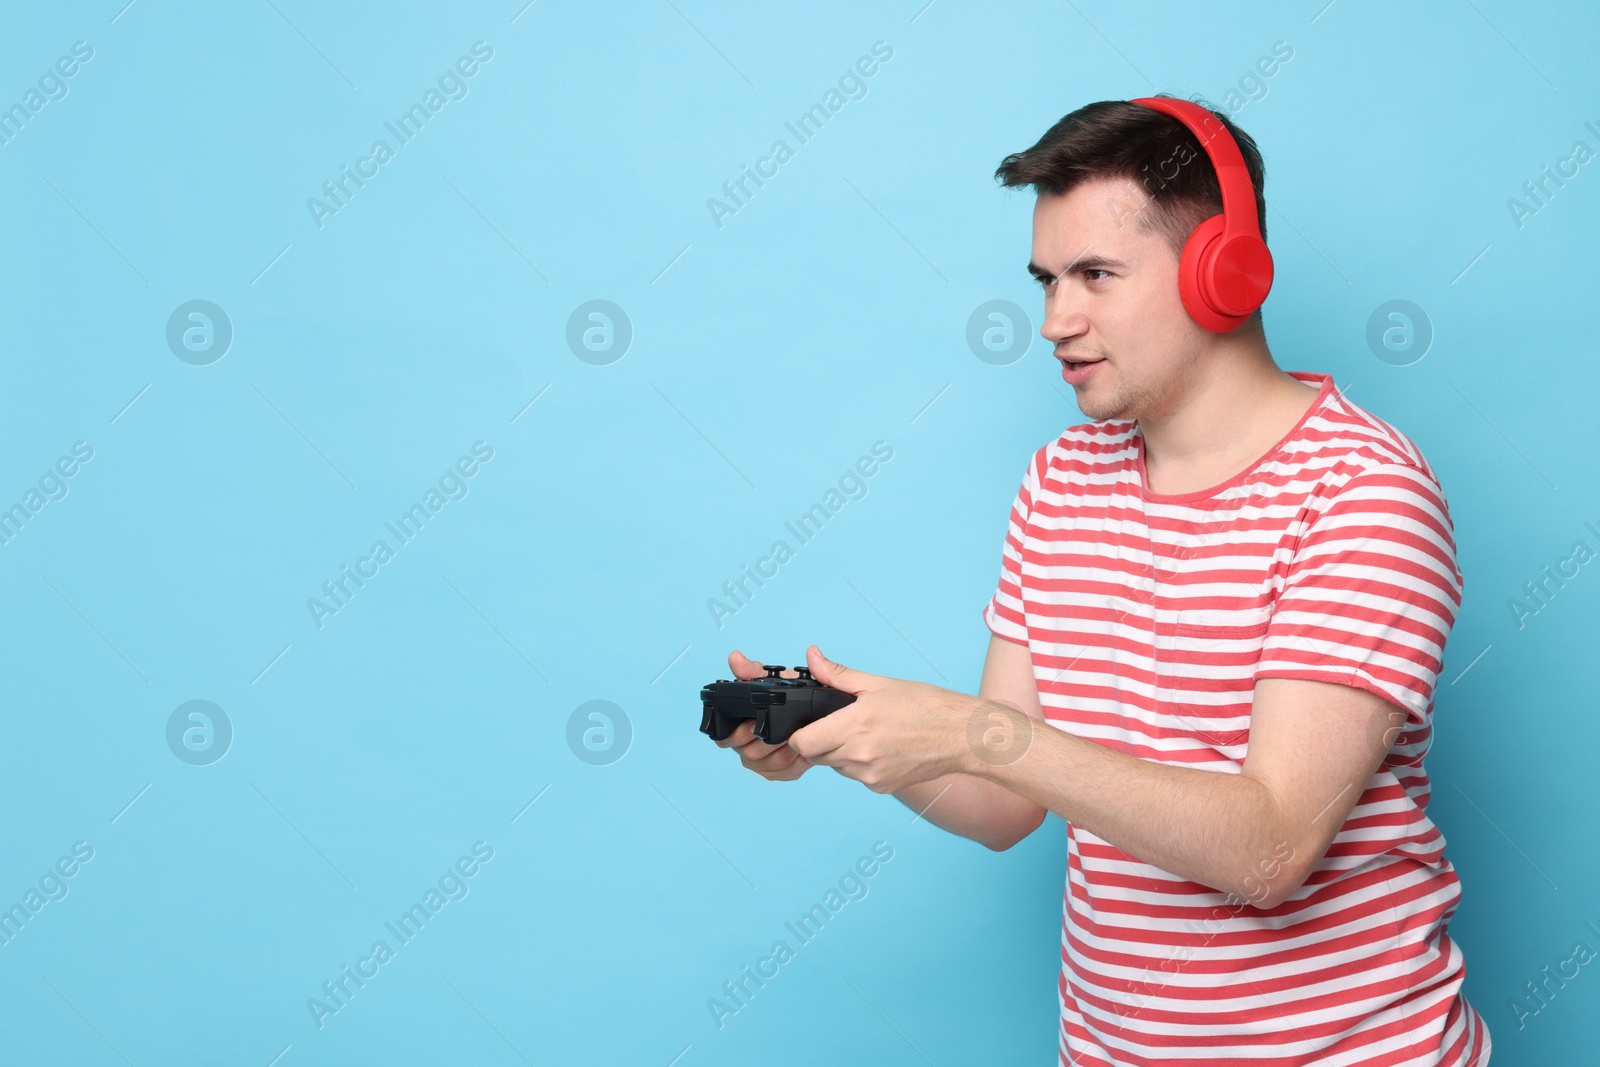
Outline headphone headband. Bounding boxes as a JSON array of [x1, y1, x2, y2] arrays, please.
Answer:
[[1127, 96, 1274, 331]]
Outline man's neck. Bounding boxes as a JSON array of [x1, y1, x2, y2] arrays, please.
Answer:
[[1137, 342, 1319, 494]]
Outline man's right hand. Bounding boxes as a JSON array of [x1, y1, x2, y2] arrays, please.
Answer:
[[715, 650, 814, 782]]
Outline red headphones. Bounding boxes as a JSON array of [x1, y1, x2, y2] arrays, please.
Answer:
[[1129, 97, 1274, 332]]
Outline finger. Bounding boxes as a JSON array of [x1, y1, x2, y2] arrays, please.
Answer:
[[785, 719, 845, 763], [742, 745, 804, 775], [755, 753, 812, 781], [819, 757, 871, 784], [718, 720, 787, 756], [725, 729, 791, 764], [714, 719, 758, 748], [728, 650, 769, 681], [734, 735, 788, 761], [805, 644, 871, 694], [729, 650, 801, 681]]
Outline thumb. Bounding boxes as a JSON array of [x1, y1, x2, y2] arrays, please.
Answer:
[[806, 644, 874, 696]]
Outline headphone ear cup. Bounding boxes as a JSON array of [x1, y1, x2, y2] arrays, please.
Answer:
[[1176, 214, 1273, 332], [1176, 214, 1242, 333], [1203, 231, 1274, 318]]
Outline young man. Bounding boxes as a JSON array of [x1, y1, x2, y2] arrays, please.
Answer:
[[719, 96, 1489, 1066]]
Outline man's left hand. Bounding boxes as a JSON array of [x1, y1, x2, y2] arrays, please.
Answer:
[[786, 644, 970, 794]]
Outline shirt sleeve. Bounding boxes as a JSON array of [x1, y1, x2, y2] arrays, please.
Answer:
[[982, 446, 1045, 647], [1253, 461, 1464, 728]]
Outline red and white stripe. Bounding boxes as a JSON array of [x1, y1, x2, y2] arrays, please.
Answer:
[[982, 372, 1490, 1067]]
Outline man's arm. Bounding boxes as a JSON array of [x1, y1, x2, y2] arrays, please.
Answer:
[[889, 634, 1047, 851], [795, 463, 1456, 904], [954, 675, 1403, 907]]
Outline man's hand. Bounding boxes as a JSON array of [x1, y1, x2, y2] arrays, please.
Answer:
[[714, 650, 814, 782], [786, 644, 970, 795]]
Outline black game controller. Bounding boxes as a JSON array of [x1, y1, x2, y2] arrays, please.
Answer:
[[700, 665, 857, 745]]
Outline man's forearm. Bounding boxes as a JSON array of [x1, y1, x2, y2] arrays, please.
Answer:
[[891, 772, 1045, 851], [956, 696, 1289, 902]]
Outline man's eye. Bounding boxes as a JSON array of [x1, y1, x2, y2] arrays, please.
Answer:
[[1034, 276, 1055, 288], [1084, 269, 1110, 281]]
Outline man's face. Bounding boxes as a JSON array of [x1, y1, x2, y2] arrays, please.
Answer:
[[1029, 177, 1205, 421]]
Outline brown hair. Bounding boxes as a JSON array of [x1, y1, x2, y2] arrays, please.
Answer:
[[994, 94, 1268, 264]]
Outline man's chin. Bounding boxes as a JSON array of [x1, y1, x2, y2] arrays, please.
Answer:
[[1076, 396, 1129, 421]]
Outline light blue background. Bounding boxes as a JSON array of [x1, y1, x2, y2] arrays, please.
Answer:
[[0, 0, 1593, 1063]]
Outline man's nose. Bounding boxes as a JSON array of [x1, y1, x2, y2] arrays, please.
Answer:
[[1042, 289, 1088, 345]]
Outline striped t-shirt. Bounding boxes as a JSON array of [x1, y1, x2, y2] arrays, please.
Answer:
[[982, 371, 1490, 1067]]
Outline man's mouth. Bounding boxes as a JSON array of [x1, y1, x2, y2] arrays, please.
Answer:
[[1059, 355, 1104, 370]]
